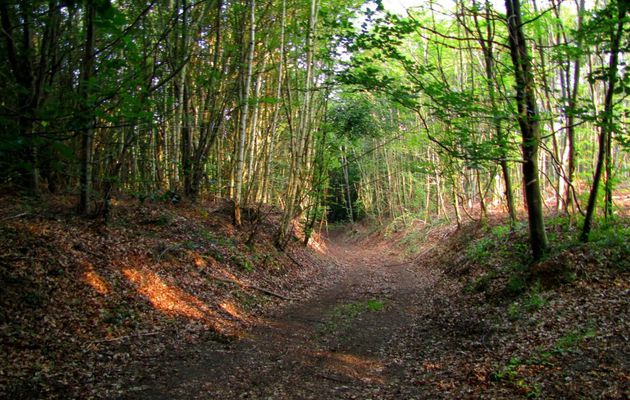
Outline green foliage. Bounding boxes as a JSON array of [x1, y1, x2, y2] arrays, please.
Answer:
[[506, 281, 548, 320], [208, 249, 225, 263], [198, 229, 217, 243], [182, 240, 198, 250], [490, 357, 542, 398], [524, 282, 547, 312], [466, 237, 494, 262], [507, 302, 521, 321], [464, 273, 494, 294], [366, 298, 385, 311], [589, 223, 630, 248], [552, 326, 597, 355], [585, 222, 630, 271], [491, 224, 512, 240], [332, 299, 385, 317], [157, 214, 171, 227], [490, 357, 522, 381], [505, 274, 527, 296], [384, 214, 412, 236], [231, 254, 255, 273], [328, 96, 385, 141]]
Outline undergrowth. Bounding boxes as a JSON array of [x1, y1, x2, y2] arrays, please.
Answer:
[[457, 215, 629, 306], [387, 212, 628, 322]]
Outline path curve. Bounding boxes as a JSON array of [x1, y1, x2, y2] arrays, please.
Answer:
[[130, 233, 441, 399]]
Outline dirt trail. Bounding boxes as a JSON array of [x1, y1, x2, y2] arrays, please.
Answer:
[[130, 233, 441, 399]]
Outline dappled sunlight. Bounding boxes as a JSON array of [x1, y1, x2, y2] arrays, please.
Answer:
[[82, 261, 110, 295], [190, 251, 207, 268], [23, 221, 52, 237], [308, 232, 328, 254], [215, 268, 248, 287], [312, 350, 385, 384], [122, 266, 238, 333], [220, 301, 245, 320]]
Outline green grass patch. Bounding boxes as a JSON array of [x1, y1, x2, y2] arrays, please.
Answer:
[[198, 229, 217, 243], [505, 281, 548, 320], [490, 357, 542, 398], [156, 213, 171, 226], [332, 298, 385, 317], [552, 326, 597, 355], [491, 224, 511, 239], [321, 299, 386, 334]]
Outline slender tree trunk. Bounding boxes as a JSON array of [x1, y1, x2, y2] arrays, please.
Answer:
[[245, 58, 266, 204], [564, 0, 585, 214], [341, 148, 354, 223], [452, 173, 462, 229], [260, 0, 285, 203], [234, 0, 256, 226], [468, 0, 516, 223], [505, 0, 549, 259], [581, 1, 626, 241], [604, 125, 613, 219], [78, 0, 95, 215], [276, 0, 319, 248], [476, 169, 487, 222]]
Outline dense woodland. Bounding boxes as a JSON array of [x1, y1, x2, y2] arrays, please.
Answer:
[[1, 0, 629, 398], [0, 0, 628, 253]]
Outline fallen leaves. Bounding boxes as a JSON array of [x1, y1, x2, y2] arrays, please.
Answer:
[[1, 194, 629, 399], [0, 195, 325, 398]]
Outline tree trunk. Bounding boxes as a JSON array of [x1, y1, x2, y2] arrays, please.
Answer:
[[341, 149, 354, 223], [276, 0, 319, 248], [260, 0, 285, 204], [234, 0, 256, 226], [452, 173, 462, 229], [563, 0, 585, 214], [78, 0, 95, 215], [581, 1, 626, 241], [505, 0, 549, 259]]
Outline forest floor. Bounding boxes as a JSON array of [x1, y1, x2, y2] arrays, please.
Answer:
[[127, 219, 630, 400], [1, 193, 629, 399], [130, 227, 437, 399]]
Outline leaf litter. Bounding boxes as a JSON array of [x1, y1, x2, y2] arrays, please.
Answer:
[[1, 195, 629, 399]]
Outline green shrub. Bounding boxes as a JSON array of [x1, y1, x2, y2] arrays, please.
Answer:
[[231, 253, 254, 272], [507, 302, 521, 320], [157, 213, 171, 226], [491, 224, 511, 239], [505, 274, 527, 296], [466, 237, 493, 262], [525, 282, 547, 312]]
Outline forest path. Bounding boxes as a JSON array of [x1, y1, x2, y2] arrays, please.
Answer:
[[130, 231, 441, 399]]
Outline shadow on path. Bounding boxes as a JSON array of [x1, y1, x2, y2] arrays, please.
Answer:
[[129, 233, 440, 399]]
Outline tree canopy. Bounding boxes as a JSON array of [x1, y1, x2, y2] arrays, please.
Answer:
[[0, 0, 628, 258]]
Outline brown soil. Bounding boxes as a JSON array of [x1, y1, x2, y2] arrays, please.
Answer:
[[127, 229, 441, 399]]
